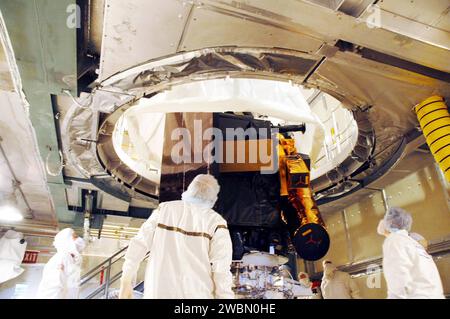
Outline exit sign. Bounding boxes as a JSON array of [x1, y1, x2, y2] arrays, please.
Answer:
[[22, 251, 39, 264]]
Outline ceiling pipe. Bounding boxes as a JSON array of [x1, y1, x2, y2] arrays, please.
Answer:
[[0, 225, 58, 237]]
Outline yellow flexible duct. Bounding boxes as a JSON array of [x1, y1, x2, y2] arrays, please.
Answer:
[[414, 96, 450, 182]]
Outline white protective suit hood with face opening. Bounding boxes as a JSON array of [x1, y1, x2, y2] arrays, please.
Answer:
[[0, 230, 27, 284], [121, 175, 234, 299], [36, 228, 85, 299]]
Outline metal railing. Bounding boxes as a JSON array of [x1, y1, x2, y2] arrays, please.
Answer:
[[310, 238, 450, 280], [80, 245, 149, 299], [80, 246, 128, 299]]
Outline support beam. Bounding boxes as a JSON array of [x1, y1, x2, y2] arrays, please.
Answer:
[[0, 0, 78, 223], [342, 209, 354, 263]]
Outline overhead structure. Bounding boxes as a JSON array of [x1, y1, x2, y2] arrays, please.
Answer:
[[0, 0, 448, 227]]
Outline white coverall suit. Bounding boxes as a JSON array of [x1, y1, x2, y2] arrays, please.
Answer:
[[36, 229, 84, 299], [321, 270, 361, 299], [122, 200, 234, 299], [382, 230, 444, 299]]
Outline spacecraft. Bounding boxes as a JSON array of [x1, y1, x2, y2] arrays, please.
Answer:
[[154, 111, 330, 277]]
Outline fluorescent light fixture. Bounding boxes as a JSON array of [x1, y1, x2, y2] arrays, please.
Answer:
[[0, 205, 23, 222]]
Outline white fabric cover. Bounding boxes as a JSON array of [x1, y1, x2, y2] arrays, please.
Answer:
[[0, 230, 27, 284], [114, 79, 326, 184]]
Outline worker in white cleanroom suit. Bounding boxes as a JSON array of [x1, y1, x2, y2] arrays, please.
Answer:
[[36, 228, 86, 299], [298, 271, 312, 288], [377, 207, 444, 299], [0, 230, 27, 284], [320, 260, 361, 299], [119, 174, 234, 299]]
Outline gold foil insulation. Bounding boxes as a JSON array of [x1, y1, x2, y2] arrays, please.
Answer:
[[278, 134, 325, 227]]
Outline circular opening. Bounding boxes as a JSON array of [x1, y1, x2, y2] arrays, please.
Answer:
[[111, 78, 358, 193]]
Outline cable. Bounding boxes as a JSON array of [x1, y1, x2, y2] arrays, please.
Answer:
[[62, 89, 95, 109]]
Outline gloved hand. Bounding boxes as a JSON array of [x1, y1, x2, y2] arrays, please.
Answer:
[[118, 279, 133, 299]]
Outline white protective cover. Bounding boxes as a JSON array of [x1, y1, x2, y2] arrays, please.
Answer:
[[114, 78, 326, 185], [0, 230, 27, 284], [241, 251, 288, 267]]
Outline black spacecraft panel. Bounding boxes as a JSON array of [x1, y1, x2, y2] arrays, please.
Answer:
[[213, 113, 282, 228], [215, 113, 272, 140], [214, 171, 282, 228]]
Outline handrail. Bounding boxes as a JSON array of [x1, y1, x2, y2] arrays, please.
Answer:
[[310, 238, 450, 280], [85, 271, 124, 299], [80, 245, 129, 286], [80, 250, 128, 286], [81, 246, 128, 281], [83, 252, 150, 299]]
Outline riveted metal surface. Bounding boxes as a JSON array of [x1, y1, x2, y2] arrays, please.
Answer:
[[99, 0, 194, 79], [98, 0, 450, 81]]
